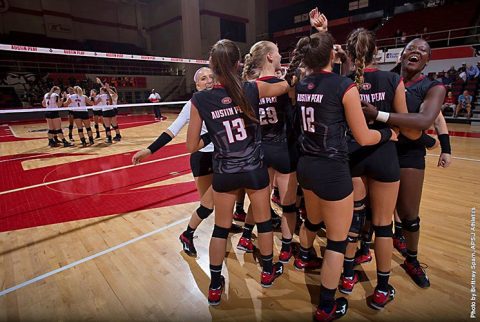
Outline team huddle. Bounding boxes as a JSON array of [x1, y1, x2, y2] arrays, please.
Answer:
[[131, 8, 452, 322], [42, 78, 122, 148]]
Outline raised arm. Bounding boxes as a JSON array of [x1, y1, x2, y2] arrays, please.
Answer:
[[344, 86, 396, 146]]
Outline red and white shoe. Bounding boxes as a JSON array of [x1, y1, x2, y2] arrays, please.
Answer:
[[370, 285, 395, 310], [237, 237, 255, 253], [314, 297, 348, 321], [339, 272, 359, 295], [279, 247, 294, 263], [294, 256, 322, 271], [260, 262, 283, 288], [208, 276, 225, 306]]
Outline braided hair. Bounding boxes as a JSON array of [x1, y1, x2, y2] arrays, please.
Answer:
[[346, 28, 376, 89], [242, 41, 276, 81]]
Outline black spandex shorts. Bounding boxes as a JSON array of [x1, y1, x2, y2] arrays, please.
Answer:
[[263, 142, 298, 174], [45, 111, 60, 119], [73, 111, 90, 120], [102, 109, 116, 118], [190, 151, 213, 177], [349, 141, 400, 182], [297, 155, 353, 201], [397, 143, 426, 170], [212, 166, 269, 193], [93, 110, 103, 116], [68, 110, 74, 116]]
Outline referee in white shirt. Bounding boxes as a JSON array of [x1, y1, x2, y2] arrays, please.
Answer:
[[148, 89, 165, 120]]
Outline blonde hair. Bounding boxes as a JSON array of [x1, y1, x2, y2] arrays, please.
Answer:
[[193, 67, 211, 83], [46, 86, 60, 99], [73, 86, 83, 96], [242, 41, 276, 80]]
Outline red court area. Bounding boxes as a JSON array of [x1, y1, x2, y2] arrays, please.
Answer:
[[0, 142, 198, 232]]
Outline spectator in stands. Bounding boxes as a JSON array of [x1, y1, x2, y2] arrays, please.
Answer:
[[458, 63, 467, 74], [400, 31, 407, 44], [459, 69, 467, 82], [467, 63, 479, 80], [454, 90, 473, 119], [442, 91, 456, 115], [148, 89, 165, 121]]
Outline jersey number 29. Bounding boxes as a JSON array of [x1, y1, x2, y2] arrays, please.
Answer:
[[259, 106, 278, 125]]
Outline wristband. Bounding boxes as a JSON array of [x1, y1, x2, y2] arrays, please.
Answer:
[[376, 111, 390, 123], [378, 128, 392, 144], [201, 133, 212, 147], [147, 132, 172, 154], [414, 132, 437, 148], [438, 133, 451, 154]]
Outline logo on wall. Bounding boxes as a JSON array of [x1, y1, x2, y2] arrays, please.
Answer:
[[0, 0, 9, 13]]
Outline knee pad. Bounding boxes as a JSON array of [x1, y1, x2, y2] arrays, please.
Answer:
[[48, 130, 55, 135], [196, 205, 213, 220], [112, 125, 119, 130], [347, 235, 359, 243], [212, 225, 229, 239], [373, 222, 393, 238], [256, 219, 272, 233], [304, 217, 323, 232], [281, 203, 297, 213], [68, 125, 74, 130], [353, 197, 367, 209], [402, 217, 420, 232], [86, 127, 92, 132], [77, 128, 84, 133], [326, 238, 348, 254], [56, 129, 64, 135], [365, 205, 372, 221], [349, 208, 366, 235]]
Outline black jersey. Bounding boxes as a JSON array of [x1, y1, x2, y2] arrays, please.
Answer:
[[191, 82, 262, 174], [256, 76, 291, 143], [397, 75, 444, 155], [296, 71, 355, 162]]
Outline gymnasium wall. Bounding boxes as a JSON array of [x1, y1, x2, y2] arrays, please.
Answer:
[[0, 0, 144, 46]]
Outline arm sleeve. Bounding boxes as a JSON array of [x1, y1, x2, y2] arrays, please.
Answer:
[[166, 101, 191, 136]]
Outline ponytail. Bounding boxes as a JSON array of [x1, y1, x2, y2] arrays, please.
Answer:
[[74, 86, 83, 97], [285, 36, 311, 86], [346, 28, 376, 89], [242, 53, 255, 80], [242, 41, 276, 81]]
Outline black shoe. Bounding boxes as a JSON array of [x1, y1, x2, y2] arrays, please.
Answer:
[[113, 134, 122, 142], [89, 138, 95, 145], [48, 140, 58, 147], [54, 138, 61, 144], [179, 232, 197, 256], [95, 133, 101, 139], [63, 140, 74, 147], [402, 259, 430, 288], [105, 138, 113, 144], [314, 297, 348, 321], [69, 135, 74, 141]]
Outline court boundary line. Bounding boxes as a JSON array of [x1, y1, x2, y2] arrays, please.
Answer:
[[426, 153, 480, 162], [0, 152, 190, 195], [0, 216, 189, 297]]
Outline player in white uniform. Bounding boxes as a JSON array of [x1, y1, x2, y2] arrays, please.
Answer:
[[42, 86, 73, 147], [95, 88, 115, 143], [63, 86, 94, 147], [90, 89, 103, 139], [65, 87, 76, 141], [132, 67, 216, 256], [96, 78, 121, 141]]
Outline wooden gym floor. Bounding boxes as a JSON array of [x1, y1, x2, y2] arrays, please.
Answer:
[[0, 113, 479, 321]]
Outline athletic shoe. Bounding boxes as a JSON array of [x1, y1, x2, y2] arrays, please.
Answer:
[[271, 193, 281, 206], [233, 209, 246, 222], [393, 235, 407, 257], [370, 285, 395, 310], [161, 116, 167, 121], [95, 133, 101, 139], [339, 272, 359, 295], [113, 134, 122, 142], [314, 297, 348, 321], [279, 247, 293, 263], [179, 232, 197, 257], [208, 276, 225, 306], [354, 249, 372, 266], [81, 141, 87, 148], [401, 259, 430, 288], [48, 140, 58, 147], [89, 138, 95, 145], [69, 135, 74, 141], [105, 138, 113, 144], [237, 237, 255, 253], [63, 141, 73, 147], [54, 138, 61, 144], [260, 262, 283, 288], [294, 256, 322, 270]]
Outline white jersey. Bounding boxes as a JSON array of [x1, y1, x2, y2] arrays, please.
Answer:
[[69, 94, 88, 112], [167, 100, 213, 152], [44, 92, 60, 109], [96, 93, 113, 111]]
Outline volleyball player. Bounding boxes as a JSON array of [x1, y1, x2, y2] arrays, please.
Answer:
[[65, 87, 76, 141], [90, 89, 103, 139], [337, 28, 422, 310], [132, 67, 215, 257], [285, 30, 397, 320], [361, 38, 449, 288], [63, 86, 94, 147], [97, 78, 121, 141], [42, 86, 73, 148], [96, 87, 114, 143], [186, 39, 290, 305], [241, 40, 299, 263]]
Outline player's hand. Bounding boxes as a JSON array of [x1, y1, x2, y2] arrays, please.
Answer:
[[361, 100, 379, 121], [389, 128, 399, 141], [132, 149, 152, 165], [309, 7, 328, 32], [437, 153, 451, 168], [96, 77, 101, 84], [334, 44, 347, 64]]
